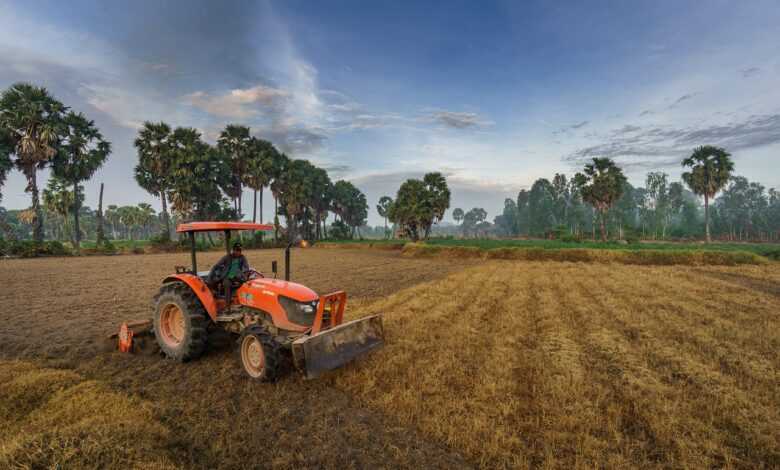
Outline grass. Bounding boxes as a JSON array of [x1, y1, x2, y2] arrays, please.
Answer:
[[425, 237, 780, 257], [401, 242, 769, 265], [337, 262, 780, 468]]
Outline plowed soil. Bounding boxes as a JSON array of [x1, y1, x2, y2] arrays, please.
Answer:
[[1, 249, 778, 469]]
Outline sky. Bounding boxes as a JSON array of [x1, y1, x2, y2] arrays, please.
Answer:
[[1, 0, 779, 225]]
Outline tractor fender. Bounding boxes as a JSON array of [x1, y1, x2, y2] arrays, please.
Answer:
[[162, 274, 219, 321]]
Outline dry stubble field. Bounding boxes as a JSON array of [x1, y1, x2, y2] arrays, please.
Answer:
[[0, 248, 778, 469]]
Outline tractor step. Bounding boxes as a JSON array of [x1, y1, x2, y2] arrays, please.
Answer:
[[216, 312, 243, 322]]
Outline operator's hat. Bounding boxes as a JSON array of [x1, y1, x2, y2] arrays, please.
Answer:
[[233, 241, 243, 250]]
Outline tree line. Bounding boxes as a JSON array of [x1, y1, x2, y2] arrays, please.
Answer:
[[133, 122, 369, 242], [0, 82, 373, 248], [474, 147, 779, 243]]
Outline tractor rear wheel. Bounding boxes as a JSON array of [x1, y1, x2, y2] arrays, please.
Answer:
[[238, 326, 281, 381], [153, 282, 209, 361]]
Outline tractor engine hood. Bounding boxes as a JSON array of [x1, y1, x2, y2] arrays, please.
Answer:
[[247, 278, 319, 303]]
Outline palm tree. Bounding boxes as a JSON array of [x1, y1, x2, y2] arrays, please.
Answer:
[[53, 111, 110, 251], [137, 203, 156, 238], [134, 121, 173, 238], [42, 176, 78, 241], [269, 152, 291, 242], [573, 157, 627, 242], [0, 83, 67, 242], [242, 137, 277, 238], [217, 124, 252, 215], [682, 146, 734, 243], [377, 196, 393, 238]]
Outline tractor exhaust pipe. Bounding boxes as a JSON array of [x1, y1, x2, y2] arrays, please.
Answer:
[[285, 242, 292, 281]]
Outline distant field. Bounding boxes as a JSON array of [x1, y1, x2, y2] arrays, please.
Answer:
[[425, 238, 780, 257]]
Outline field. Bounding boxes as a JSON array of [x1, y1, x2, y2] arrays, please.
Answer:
[[0, 248, 778, 468]]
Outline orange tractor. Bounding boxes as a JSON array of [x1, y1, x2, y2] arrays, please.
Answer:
[[116, 222, 384, 381]]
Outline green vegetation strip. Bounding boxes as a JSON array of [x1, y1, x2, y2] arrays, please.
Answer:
[[401, 242, 769, 265]]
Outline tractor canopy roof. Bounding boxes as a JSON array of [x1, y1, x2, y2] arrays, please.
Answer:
[[176, 222, 274, 233]]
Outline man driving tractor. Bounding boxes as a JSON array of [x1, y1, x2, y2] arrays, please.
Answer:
[[208, 241, 250, 304]]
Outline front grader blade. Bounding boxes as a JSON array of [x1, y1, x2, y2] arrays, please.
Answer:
[[292, 314, 384, 379]]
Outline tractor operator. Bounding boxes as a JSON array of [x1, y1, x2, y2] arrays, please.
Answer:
[[208, 241, 250, 305]]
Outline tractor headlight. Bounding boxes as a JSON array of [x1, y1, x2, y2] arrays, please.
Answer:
[[279, 296, 318, 326]]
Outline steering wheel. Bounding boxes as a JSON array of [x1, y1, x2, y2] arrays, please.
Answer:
[[246, 268, 263, 280]]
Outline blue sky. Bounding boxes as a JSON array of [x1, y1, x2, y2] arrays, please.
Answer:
[[1, 0, 779, 224]]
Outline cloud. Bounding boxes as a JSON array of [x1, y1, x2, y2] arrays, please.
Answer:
[[639, 110, 654, 117], [554, 120, 589, 135], [429, 111, 492, 129], [740, 67, 761, 78], [565, 113, 780, 169], [668, 93, 698, 109], [184, 85, 289, 119]]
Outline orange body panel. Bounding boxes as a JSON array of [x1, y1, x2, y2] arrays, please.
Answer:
[[236, 278, 319, 332], [164, 273, 336, 332], [176, 221, 273, 233]]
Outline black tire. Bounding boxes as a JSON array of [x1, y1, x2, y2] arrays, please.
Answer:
[[237, 326, 282, 382], [153, 282, 209, 362]]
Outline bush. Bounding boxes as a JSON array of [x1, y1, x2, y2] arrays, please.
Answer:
[[1, 240, 72, 258], [329, 220, 352, 240], [559, 233, 582, 243]]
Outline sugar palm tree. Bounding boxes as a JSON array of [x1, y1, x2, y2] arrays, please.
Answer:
[[134, 121, 173, 238], [0, 83, 67, 242], [682, 146, 734, 243], [243, 137, 278, 238], [573, 157, 627, 242], [217, 124, 252, 215], [53, 111, 110, 251], [377, 196, 393, 238], [42, 176, 79, 241]]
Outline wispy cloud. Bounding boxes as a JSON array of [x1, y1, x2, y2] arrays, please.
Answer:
[[183, 85, 289, 118], [668, 92, 698, 109], [740, 67, 761, 78], [565, 113, 780, 168], [428, 110, 492, 129]]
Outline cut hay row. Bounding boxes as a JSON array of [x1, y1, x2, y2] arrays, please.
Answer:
[[401, 242, 769, 265], [0, 360, 179, 469], [336, 262, 780, 468]]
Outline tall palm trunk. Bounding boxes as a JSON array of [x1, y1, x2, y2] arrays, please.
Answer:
[[599, 211, 607, 242], [252, 189, 257, 223], [96, 183, 105, 245], [259, 187, 264, 242], [704, 193, 711, 243], [26, 168, 44, 243], [273, 196, 278, 243], [160, 192, 170, 239], [73, 182, 81, 252]]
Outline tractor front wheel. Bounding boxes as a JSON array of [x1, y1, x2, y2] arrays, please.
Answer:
[[238, 327, 281, 381], [153, 282, 209, 361]]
